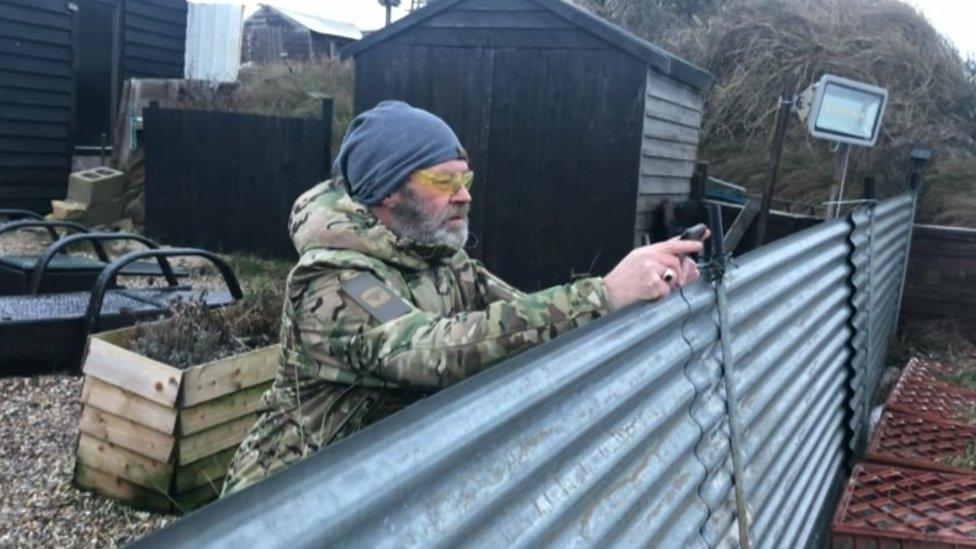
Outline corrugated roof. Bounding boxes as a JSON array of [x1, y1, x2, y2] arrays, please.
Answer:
[[341, 0, 712, 90], [259, 4, 362, 41]]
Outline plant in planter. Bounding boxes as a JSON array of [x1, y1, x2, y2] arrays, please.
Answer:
[[73, 258, 287, 513]]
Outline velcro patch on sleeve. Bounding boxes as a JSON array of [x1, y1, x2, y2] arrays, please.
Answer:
[[340, 272, 413, 323]]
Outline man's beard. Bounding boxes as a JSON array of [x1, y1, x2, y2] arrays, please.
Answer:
[[389, 187, 469, 250]]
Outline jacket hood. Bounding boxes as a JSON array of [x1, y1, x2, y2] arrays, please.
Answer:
[[288, 180, 460, 271]]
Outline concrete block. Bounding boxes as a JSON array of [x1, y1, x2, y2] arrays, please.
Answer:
[[67, 167, 126, 206]]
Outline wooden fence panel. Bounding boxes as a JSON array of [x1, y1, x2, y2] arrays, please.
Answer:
[[902, 224, 976, 324], [144, 104, 330, 258]]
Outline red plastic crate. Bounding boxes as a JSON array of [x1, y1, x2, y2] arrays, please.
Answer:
[[899, 357, 976, 397], [886, 365, 976, 427], [832, 463, 976, 547], [867, 411, 976, 476]]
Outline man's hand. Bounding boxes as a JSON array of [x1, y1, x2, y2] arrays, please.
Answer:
[[602, 237, 707, 311]]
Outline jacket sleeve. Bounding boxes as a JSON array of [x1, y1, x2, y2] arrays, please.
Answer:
[[291, 267, 611, 389]]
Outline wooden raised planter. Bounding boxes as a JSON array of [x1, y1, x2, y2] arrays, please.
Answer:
[[72, 322, 279, 513]]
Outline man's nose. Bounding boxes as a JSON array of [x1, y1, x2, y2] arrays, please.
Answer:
[[452, 185, 472, 203]]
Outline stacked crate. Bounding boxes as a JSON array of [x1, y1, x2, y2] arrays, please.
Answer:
[[832, 357, 976, 547], [73, 323, 279, 513]]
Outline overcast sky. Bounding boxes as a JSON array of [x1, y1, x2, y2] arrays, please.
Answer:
[[192, 0, 976, 57]]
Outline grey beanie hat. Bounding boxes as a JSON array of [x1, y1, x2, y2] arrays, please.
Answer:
[[333, 100, 466, 205]]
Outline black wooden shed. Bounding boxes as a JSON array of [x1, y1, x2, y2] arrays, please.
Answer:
[[343, 0, 712, 291], [0, 0, 187, 213]]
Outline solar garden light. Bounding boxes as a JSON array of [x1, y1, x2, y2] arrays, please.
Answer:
[[794, 74, 889, 217]]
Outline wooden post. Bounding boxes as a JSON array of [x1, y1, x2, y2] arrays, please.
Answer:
[[691, 161, 708, 202], [754, 74, 796, 248], [321, 98, 334, 177]]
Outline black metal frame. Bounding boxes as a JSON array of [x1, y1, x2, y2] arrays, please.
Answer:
[[0, 248, 242, 376]]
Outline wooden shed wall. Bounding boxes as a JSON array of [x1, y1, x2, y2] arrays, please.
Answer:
[[0, 0, 74, 212], [353, 0, 647, 290], [635, 68, 703, 240], [121, 0, 186, 80], [243, 9, 312, 63]]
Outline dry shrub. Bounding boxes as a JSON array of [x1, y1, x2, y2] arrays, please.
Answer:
[[132, 295, 247, 369], [577, 0, 976, 225], [132, 255, 291, 369]]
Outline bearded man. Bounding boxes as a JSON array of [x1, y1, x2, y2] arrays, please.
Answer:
[[222, 101, 705, 495]]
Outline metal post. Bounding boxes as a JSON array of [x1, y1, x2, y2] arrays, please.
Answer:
[[386, 4, 392, 25], [754, 74, 796, 248], [707, 203, 753, 549], [891, 148, 931, 332], [830, 143, 852, 218]]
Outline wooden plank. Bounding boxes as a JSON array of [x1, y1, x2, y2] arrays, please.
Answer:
[[0, 20, 70, 45], [642, 122, 699, 145], [645, 69, 703, 110], [82, 336, 182, 408], [641, 140, 698, 161], [125, 0, 187, 27], [82, 376, 178, 435], [0, 71, 71, 93], [74, 463, 172, 513], [0, 85, 71, 107], [0, 35, 71, 61], [0, 3, 71, 30], [0, 104, 67, 123], [0, 120, 67, 139], [645, 97, 702, 128], [175, 447, 237, 492], [76, 434, 172, 492], [178, 413, 258, 465], [78, 405, 176, 463], [640, 157, 695, 178], [179, 382, 271, 436], [125, 28, 185, 53], [0, 186, 64, 201], [181, 345, 279, 407], [638, 175, 691, 195], [0, 152, 67, 168]]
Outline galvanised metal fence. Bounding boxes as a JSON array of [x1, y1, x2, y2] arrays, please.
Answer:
[[136, 192, 917, 549]]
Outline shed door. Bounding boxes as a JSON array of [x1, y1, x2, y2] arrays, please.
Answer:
[[72, 0, 120, 150]]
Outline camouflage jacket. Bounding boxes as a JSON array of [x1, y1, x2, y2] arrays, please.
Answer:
[[222, 179, 610, 495]]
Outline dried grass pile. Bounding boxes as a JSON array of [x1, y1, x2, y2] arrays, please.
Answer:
[[177, 57, 354, 156], [132, 255, 290, 368], [579, 0, 976, 225]]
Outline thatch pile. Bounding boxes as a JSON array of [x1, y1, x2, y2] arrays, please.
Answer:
[[579, 0, 976, 225]]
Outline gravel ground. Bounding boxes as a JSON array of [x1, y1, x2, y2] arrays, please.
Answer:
[[0, 229, 240, 546], [0, 376, 173, 547]]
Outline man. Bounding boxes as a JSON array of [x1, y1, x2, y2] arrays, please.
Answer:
[[222, 101, 704, 495]]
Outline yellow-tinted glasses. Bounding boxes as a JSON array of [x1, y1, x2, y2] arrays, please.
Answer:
[[411, 169, 474, 195]]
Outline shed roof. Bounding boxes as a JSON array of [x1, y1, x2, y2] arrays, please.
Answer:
[[256, 4, 363, 41], [341, 0, 712, 90]]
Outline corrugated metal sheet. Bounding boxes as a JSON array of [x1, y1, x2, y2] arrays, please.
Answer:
[[0, 0, 74, 212], [137, 290, 716, 548], [136, 193, 918, 548], [184, 3, 243, 82], [720, 218, 854, 548]]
